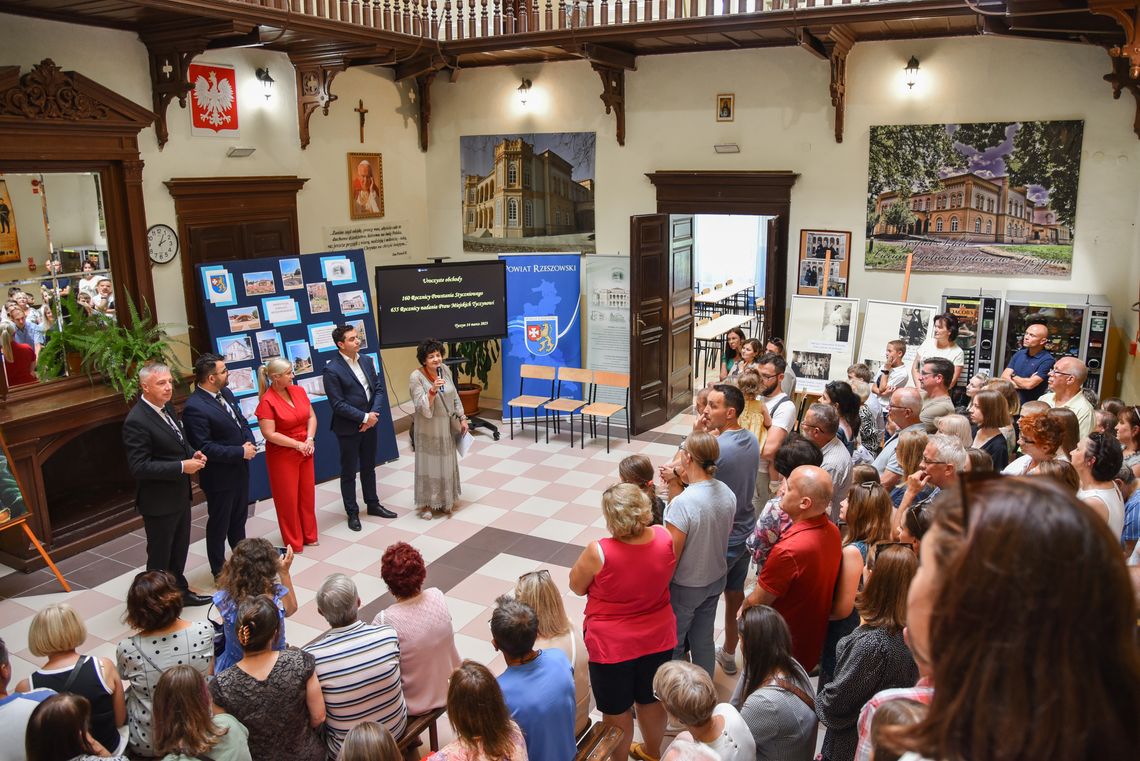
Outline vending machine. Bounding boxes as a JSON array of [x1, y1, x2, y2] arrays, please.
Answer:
[[941, 290, 1002, 385], [999, 292, 1113, 396]]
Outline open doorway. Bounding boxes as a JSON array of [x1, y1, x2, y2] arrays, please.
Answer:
[[692, 214, 774, 387], [627, 171, 797, 435]]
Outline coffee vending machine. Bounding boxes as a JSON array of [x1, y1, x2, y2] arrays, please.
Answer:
[[999, 292, 1113, 397], [941, 290, 1003, 386]]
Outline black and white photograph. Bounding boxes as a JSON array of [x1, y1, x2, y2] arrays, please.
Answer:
[[791, 350, 832, 381], [900, 307, 932, 346], [806, 232, 848, 260], [798, 260, 842, 290], [820, 300, 853, 343]]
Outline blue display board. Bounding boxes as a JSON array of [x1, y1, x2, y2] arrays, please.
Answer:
[[196, 249, 398, 502], [500, 254, 583, 403]]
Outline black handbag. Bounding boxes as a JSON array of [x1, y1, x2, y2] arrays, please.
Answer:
[[206, 603, 226, 658]]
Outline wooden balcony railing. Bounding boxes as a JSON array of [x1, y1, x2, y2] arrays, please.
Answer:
[[229, 0, 897, 41]]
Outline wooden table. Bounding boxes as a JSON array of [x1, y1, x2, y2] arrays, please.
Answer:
[[694, 313, 756, 342]]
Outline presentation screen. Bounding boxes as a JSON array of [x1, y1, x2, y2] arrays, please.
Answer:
[[375, 260, 507, 347]]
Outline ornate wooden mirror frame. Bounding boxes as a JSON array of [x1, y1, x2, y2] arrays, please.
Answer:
[[0, 58, 157, 402]]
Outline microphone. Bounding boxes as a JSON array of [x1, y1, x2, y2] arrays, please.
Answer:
[[436, 365, 445, 390]]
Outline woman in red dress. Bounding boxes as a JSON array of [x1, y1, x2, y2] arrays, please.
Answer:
[[256, 357, 318, 552]]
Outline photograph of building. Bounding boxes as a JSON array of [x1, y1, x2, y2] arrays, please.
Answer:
[[460, 133, 596, 253]]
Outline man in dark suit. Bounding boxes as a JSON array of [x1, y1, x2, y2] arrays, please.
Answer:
[[121, 363, 210, 605], [182, 353, 257, 579], [323, 324, 395, 531]]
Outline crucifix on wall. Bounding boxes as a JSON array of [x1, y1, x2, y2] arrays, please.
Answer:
[[354, 99, 368, 144]]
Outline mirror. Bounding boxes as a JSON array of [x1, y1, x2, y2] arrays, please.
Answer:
[[0, 171, 112, 391]]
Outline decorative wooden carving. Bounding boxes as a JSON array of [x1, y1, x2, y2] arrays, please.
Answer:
[[290, 53, 349, 149], [0, 59, 113, 121], [1104, 51, 1140, 138], [1091, 0, 1140, 79], [593, 64, 626, 146], [828, 26, 856, 144], [411, 71, 436, 152]]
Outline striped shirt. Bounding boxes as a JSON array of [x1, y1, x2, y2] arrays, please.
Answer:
[[304, 620, 408, 757]]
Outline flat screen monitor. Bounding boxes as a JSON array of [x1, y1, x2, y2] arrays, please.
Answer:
[[375, 260, 507, 348]]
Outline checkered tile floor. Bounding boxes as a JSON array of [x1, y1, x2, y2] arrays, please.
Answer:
[[0, 406, 751, 748]]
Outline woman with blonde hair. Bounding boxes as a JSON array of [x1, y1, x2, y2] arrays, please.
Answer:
[[662, 432, 736, 680], [17, 604, 126, 756], [152, 665, 250, 761], [255, 356, 318, 551], [338, 723, 399, 761], [570, 483, 677, 761], [817, 545, 919, 761], [428, 661, 526, 761], [889, 429, 928, 508], [1047, 407, 1081, 459], [934, 414, 972, 453], [515, 569, 593, 734], [653, 660, 755, 761]]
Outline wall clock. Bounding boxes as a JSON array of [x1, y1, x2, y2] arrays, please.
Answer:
[[147, 223, 179, 264]]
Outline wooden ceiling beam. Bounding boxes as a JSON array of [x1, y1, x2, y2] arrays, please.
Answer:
[[826, 26, 857, 144], [288, 49, 349, 150], [593, 63, 627, 147]]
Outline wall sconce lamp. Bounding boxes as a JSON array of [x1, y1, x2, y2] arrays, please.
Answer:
[[255, 67, 275, 99], [904, 56, 920, 89], [517, 78, 532, 107]]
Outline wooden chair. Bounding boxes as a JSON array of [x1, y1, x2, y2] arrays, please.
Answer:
[[574, 721, 624, 761], [581, 371, 630, 452], [544, 366, 593, 446], [397, 706, 447, 754], [506, 363, 556, 442]]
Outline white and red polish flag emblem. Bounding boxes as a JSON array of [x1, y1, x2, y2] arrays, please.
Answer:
[[189, 62, 239, 137]]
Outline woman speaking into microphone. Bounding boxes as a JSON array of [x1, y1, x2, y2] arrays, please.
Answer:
[[410, 338, 468, 519]]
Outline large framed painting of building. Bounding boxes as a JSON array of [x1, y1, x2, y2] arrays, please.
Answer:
[[866, 120, 1082, 277], [460, 132, 596, 253]]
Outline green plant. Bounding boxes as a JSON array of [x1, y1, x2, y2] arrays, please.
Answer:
[[445, 338, 501, 389], [81, 293, 187, 401], [34, 293, 104, 380]]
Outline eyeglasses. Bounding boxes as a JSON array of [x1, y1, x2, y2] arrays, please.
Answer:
[[921, 455, 946, 465], [1018, 436, 1038, 446], [757, 372, 778, 382], [800, 423, 822, 434], [518, 569, 551, 583], [1048, 368, 1075, 378]]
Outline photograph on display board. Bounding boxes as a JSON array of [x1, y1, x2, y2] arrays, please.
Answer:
[[228, 367, 256, 397], [217, 334, 254, 363], [797, 230, 851, 296], [866, 120, 1081, 277], [0, 429, 30, 528], [460, 132, 596, 253], [308, 321, 338, 352], [286, 340, 314, 375], [297, 375, 326, 399], [279, 258, 304, 290], [338, 289, 368, 316], [857, 300, 939, 372], [321, 256, 356, 285], [238, 396, 259, 423], [786, 295, 860, 393], [262, 296, 301, 326], [348, 153, 384, 220], [226, 305, 261, 333], [243, 270, 276, 297], [307, 282, 330, 313], [256, 329, 283, 362]]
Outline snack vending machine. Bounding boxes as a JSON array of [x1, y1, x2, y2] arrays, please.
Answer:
[[999, 292, 1113, 397], [941, 290, 1002, 386]]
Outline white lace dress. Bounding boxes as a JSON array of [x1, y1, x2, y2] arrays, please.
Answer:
[[409, 366, 464, 511]]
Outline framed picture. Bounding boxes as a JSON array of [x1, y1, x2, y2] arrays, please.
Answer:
[[716, 94, 734, 122], [347, 152, 384, 219], [797, 229, 852, 297]]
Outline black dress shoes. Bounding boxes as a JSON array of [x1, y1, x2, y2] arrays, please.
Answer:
[[367, 504, 397, 519], [182, 592, 212, 607], [347, 514, 362, 531]]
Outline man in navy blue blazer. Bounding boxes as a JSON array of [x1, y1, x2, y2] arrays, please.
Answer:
[[323, 325, 396, 531], [182, 353, 257, 577]]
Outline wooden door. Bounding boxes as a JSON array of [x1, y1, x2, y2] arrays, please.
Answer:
[[763, 216, 782, 338], [666, 215, 694, 418], [629, 214, 669, 433]]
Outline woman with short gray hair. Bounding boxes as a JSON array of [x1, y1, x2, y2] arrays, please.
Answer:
[[653, 660, 754, 761]]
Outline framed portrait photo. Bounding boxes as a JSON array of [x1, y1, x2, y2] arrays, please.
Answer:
[[716, 94, 734, 122], [797, 229, 852, 297], [347, 152, 384, 220]]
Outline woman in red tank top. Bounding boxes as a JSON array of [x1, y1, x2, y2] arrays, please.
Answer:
[[570, 483, 677, 761]]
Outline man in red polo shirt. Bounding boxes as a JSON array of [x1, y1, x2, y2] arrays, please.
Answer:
[[740, 464, 842, 672]]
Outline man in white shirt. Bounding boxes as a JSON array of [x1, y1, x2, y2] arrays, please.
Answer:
[[870, 340, 909, 432], [752, 352, 798, 512], [874, 387, 925, 491], [800, 403, 852, 522], [1038, 356, 1095, 439]]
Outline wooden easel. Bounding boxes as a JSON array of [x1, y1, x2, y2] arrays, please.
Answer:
[[900, 252, 914, 301], [0, 519, 70, 592]]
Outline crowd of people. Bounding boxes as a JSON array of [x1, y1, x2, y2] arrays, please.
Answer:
[[3, 317, 1140, 761]]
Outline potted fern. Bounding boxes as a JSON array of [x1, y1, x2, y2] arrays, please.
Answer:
[[35, 293, 104, 380], [81, 294, 186, 401], [446, 338, 501, 416]]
